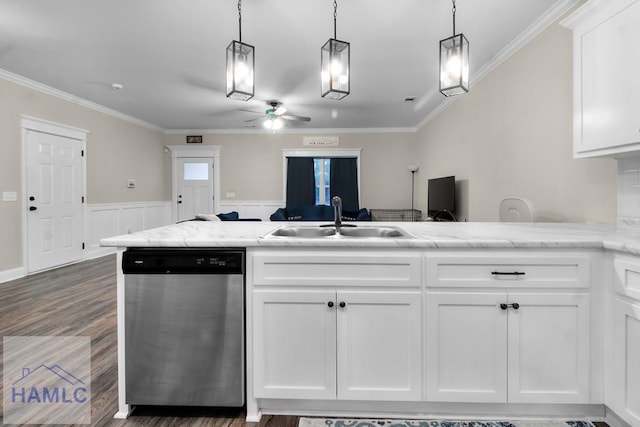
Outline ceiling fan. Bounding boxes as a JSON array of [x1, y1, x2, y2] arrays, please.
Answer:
[[241, 101, 311, 129]]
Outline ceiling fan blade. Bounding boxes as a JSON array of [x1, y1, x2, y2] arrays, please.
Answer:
[[239, 108, 264, 114], [244, 116, 267, 123], [281, 114, 311, 122], [274, 106, 287, 116]]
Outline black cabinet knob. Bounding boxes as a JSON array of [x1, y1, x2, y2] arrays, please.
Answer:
[[339, 301, 346, 308], [29, 206, 37, 211], [512, 302, 520, 310], [500, 303, 508, 310], [29, 196, 35, 201], [177, 201, 182, 204], [327, 301, 334, 308]]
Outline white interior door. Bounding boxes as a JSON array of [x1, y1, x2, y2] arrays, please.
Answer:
[[177, 157, 214, 222], [26, 130, 84, 272]]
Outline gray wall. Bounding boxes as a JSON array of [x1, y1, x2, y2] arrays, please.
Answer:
[[162, 132, 416, 210], [414, 19, 616, 223]]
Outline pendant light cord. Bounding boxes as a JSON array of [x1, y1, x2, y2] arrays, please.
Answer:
[[238, 0, 242, 42], [452, 0, 456, 36], [333, 0, 338, 39]]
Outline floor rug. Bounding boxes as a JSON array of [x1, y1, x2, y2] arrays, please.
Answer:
[[298, 418, 595, 427]]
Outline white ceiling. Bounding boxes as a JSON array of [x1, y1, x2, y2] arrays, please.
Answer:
[[0, 0, 572, 132]]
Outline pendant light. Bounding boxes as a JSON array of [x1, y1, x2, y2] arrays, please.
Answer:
[[321, 0, 350, 100], [226, 0, 254, 101], [439, 0, 469, 97]]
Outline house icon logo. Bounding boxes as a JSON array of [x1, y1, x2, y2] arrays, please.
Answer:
[[11, 364, 88, 404], [3, 336, 92, 424]]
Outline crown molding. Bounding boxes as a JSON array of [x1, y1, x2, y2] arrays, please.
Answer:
[[163, 126, 417, 135], [0, 68, 163, 132], [416, 0, 582, 131]]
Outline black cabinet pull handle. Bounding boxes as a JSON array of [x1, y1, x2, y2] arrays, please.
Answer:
[[339, 301, 346, 308], [500, 303, 520, 310], [327, 301, 334, 308], [29, 206, 37, 211], [491, 271, 525, 276]]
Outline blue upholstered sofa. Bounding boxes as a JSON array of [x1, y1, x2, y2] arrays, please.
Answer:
[[270, 205, 371, 221]]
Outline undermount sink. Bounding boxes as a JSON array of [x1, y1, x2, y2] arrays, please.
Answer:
[[264, 225, 412, 239], [267, 226, 337, 238], [338, 226, 410, 238]]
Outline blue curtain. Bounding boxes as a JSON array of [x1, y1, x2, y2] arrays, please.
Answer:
[[330, 157, 359, 211], [286, 157, 315, 207]]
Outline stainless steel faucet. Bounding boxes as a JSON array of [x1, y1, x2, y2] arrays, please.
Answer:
[[332, 196, 342, 229]]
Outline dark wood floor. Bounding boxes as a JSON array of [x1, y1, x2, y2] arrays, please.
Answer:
[[0, 254, 298, 426], [0, 255, 608, 427]]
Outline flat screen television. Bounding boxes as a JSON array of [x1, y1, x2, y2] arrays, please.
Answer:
[[427, 176, 456, 220]]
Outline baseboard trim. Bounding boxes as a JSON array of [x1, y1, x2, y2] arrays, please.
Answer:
[[604, 406, 632, 427], [0, 266, 27, 284], [86, 246, 117, 260]]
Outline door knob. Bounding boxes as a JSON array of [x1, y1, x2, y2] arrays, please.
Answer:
[[29, 206, 37, 211]]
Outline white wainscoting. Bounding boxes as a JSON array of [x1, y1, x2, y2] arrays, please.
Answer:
[[86, 201, 172, 258], [219, 200, 284, 222]]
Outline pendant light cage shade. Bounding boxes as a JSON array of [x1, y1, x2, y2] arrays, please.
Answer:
[[439, 33, 469, 97], [321, 38, 350, 100], [226, 40, 255, 101]]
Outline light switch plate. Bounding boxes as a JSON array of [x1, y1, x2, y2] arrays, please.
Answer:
[[226, 192, 236, 199], [127, 179, 135, 188], [2, 192, 17, 202]]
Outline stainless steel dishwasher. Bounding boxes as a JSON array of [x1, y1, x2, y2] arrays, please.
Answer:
[[122, 248, 245, 407]]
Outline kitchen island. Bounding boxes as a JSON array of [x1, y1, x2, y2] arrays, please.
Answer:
[[101, 221, 640, 426]]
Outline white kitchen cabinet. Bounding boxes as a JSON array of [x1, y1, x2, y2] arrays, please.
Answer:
[[426, 291, 590, 404], [611, 255, 640, 426], [425, 292, 508, 403], [253, 290, 337, 400], [563, 0, 640, 158], [336, 291, 422, 401], [253, 289, 422, 401], [612, 298, 640, 426]]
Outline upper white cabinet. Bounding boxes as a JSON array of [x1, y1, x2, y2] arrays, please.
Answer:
[[563, 0, 640, 158]]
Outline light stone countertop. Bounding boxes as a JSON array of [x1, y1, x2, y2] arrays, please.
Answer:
[[99, 220, 640, 255]]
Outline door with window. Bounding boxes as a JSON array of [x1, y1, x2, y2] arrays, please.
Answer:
[[26, 130, 84, 272], [176, 157, 214, 222]]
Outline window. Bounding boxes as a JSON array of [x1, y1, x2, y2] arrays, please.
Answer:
[[183, 162, 209, 180], [314, 158, 331, 205], [282, 149, 362, 210]]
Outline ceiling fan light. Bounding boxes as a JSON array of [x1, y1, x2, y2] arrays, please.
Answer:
[[226, 40, 255, 101], [321, 38, 350, 100]]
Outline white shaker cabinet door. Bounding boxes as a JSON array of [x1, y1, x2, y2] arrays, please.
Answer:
[[336, 291, 422, 401], [507, 293, 590, 403], [571, 0, 640, 157], [613, 298, 640, 426], [425, 292, 508, 403], [253, 290, 337, 399]]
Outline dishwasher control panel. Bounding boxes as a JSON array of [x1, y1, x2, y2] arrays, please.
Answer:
[[122, 249, 245, 274]]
